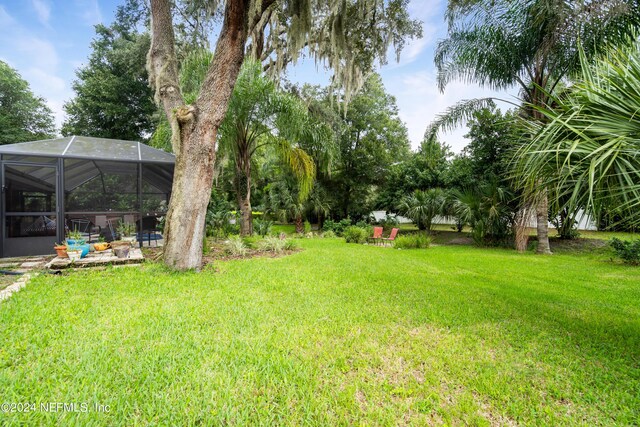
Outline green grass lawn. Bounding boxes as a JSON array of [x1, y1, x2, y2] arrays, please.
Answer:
[[0, 239, 638, 425]]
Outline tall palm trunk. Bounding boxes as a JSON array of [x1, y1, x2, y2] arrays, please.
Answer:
[[531, 82, 552, 254], [535, 188, 552, 254], [514, 205, 530, 252], [235, 152, 253, 236]]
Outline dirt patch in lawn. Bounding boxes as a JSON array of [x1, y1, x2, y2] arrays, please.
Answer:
[[142, 243, 302, 266], [201, 246, 302, 265], [549, 237, 608, 254]]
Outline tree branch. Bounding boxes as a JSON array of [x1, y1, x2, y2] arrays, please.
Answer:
[[195, 0, 251, 131], [148, 0, 185, 154]]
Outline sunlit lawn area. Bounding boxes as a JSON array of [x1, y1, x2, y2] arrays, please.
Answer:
[[0, 237, 638, 425]]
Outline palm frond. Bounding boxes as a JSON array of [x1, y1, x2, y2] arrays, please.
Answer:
[[513, 37, 640, 227], [423, 98, 495, 142]]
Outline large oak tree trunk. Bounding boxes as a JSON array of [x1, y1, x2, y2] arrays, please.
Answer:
[[148, 0, 250, 270], [162, 127, 216, 269]]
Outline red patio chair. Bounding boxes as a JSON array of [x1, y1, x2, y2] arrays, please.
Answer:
[[367, 226, 384, 245], [381, 228, 399, 246]]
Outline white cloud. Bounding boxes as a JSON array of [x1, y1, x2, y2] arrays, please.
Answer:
[[400, 36, 429, 65], [0, 5, 68, 133], [409, 0, 445, 23], [31, 0, 51, 27], [386, 70, 518, 152], [0, 6, 15, 28], [25, 67, 66, 93], [14, 37, 59, 70], [76, 0, 103, 26]]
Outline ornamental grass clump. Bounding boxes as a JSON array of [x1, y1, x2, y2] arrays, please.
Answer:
[[258, 236, 287, 253], [393, 234, 432, 249], [225, 235, 247, 256]]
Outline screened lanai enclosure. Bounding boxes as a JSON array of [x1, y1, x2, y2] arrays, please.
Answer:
[[0, 136, 174, 258]]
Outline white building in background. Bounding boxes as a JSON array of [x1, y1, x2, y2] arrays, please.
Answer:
[[371, 209, 598, 231], [370, 210, 412, 224]]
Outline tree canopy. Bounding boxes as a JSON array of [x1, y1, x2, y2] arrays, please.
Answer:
[[316, 73, 412, 218], [0, 61, 55, 144], [62, 23, 156, 140]]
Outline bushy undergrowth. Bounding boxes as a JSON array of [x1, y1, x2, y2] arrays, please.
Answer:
[[610, 238, 640, 265], [322, 230, 337, 238], [393, 234, 432, 249], [322, 219, 352, 236], [344, 226, 369, 244], [253, 218, 273, 237]]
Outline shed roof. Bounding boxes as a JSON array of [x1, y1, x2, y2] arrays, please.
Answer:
[[0, 136, 174, 163]]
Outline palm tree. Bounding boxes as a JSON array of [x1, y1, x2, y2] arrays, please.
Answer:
[[266, 180, 306, 233], [306, 185, 332, 229], [425, 0, 640, 253], [514, 40, 640, 230], [219, 60, 316, 236], [448, 183, 514, 246], [398, 188, 447, 232]]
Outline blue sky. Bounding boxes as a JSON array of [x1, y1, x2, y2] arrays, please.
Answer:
[[0, 0, 515, 152]]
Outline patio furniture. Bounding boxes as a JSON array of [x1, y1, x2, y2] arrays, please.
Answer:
[[138, 216, 163, 247], [69, 218, 95, 242], [103, 218, 120, 242], [381, 228, 399, 246], [25, 215, 57, 236], [367, 226, 384, 245]]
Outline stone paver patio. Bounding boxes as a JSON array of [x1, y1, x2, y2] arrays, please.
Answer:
[[45, 248, 145, 269]]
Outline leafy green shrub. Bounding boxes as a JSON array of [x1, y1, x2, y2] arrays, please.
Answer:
[[322, 230, 336, 238], [206, 190, 235, 238], [322, 218, 352, 236], [393, 234, 432, 249], [303, 220, 312, 234], [253, 218, 273, 236], [225, 235, 247, 256], [258, 235, 286, 253], [610, 238, 640, 265], [322, 220, 336, 233], [344, 226, 368, 244], [355, 220, 373, 235]]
